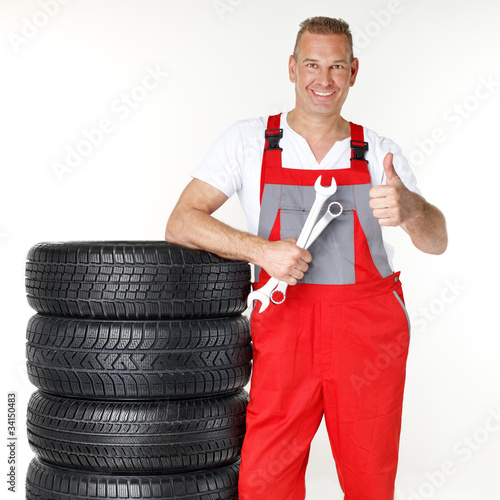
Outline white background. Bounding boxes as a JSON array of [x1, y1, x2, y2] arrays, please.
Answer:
[[1, 0, 499, 499]]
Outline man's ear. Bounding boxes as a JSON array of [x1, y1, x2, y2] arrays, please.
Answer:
[[288, 54, 297, 83], [350, 57, 359, 87]]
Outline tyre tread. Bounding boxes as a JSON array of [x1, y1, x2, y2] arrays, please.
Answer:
[[26, 242, 251, 319], [26, 314, 252, 399]]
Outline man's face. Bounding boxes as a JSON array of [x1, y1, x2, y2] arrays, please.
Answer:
[[289, 32, 359, 118]]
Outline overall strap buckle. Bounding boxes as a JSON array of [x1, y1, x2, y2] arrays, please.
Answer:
[[265, 128, 283, 151], [350, 139, 369, 162]]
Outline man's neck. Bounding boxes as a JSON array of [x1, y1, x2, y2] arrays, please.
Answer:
[[286, 109, 351, 163], [286, 109, 350, 143]]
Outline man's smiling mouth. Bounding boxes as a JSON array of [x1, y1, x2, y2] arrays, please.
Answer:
[[311, 90, 335, 97]]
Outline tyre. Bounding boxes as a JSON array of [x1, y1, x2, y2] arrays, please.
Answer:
[[27, 390, 249, 473], [26, 314, 252, 399], [25, 241, 251, 319], [26, 458, 240, 500]]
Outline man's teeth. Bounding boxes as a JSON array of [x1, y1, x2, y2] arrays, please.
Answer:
[[313, 90, 334, 96]]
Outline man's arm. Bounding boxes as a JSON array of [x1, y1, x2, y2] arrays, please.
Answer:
[[369, 153, 448, 255], [165, 178, 312, 285]]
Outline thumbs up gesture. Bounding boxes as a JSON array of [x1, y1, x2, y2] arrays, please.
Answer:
[[369, 153, 418, 227]]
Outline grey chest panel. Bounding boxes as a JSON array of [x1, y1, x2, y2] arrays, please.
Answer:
[[256, 183, 392, 284]]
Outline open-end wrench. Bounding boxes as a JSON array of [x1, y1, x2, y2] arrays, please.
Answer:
[[247, 175, 337, 313], [246, 276, 281, 311], [270, 201, 343, 304], [295, 176, 338, 249], [304, 201, 343, 249]]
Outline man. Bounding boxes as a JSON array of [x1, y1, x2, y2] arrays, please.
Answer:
[[166, 16, 447, 500]]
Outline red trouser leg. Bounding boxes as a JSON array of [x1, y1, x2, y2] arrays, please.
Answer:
[[322, 280, 410, 500], [239, 297, 324, 500], [239, 275, 410, 500]]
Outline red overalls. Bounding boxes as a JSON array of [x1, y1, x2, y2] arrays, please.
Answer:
[[238, 114, 411, 500]]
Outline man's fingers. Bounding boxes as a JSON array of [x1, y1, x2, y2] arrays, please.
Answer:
[[377, 217, 400, 227], [369, 184, 396, 199], [370, 197, 397, 210], [372, 208, 392, 218], [289, 268, 305, 281], [282, 239, 312, 264], [262, 239, 312, 285], [383, 153, 400, 184], [284, 276, 298, 286], [300, 248, 312, 263], [282, 265, 306, 286], [369, 158, 409, 228]]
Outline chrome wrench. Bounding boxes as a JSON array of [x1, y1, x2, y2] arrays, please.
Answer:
[[270, 201, 343, 304], [304, 201, 343, 250], [247, 175, 337, 313]]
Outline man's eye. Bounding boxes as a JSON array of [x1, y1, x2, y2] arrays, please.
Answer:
[[307, 64, 317, 68], [333, 65, 343, 69]]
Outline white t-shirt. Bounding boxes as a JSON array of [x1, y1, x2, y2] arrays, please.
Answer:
[[192, 112, 421, 263]]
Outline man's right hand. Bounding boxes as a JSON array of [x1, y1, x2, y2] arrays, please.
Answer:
[[257, 238, 312, 286]]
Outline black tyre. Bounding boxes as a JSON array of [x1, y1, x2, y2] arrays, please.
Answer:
[[26, 458, 239, 500], [26, 314, 252, 399], [27, 390, 249, 473], [26, 241, 250, 319]]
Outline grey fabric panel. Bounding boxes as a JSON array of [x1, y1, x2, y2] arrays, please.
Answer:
[[255, 184, 282, 282], [255, 182, 392, 284], [393, 290, 411, 338], [256, 185, 356, 285], [257, 184, 283, 241], [353, 184, 393, 279], [279, 185, 356, 284], [298, 208, 355, 284]]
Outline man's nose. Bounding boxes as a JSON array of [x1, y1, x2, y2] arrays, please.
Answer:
[[317, 68, 333, 86]]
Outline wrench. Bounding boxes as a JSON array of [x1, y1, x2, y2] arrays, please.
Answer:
[[304, 201, 343, 249], [247, 175, 337, 313], [270, 201, 343, 304], [295, 176, 338, 248]]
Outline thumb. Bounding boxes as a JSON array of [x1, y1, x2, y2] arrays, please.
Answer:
[[383, 152, 400, 184]]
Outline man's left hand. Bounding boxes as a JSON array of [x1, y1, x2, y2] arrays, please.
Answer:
[[369, 153, 422, 227]]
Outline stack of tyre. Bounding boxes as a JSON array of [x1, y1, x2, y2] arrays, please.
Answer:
[[24, 241, 252, 500]]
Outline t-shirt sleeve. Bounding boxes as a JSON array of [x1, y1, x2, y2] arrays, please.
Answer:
[[191, 122, 244, 198]]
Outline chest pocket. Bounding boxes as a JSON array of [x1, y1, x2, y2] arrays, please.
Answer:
[[277, 185, 357, 285]]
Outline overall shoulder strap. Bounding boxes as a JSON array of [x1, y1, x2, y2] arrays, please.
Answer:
[[350, 122, 369, 167], [260, 114, 283, 203]]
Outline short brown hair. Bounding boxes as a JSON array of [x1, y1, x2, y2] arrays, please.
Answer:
[[293, 17, 354, 62]]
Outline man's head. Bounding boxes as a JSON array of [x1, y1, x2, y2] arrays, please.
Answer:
[[293, 17, 354, 63], [289, 17, 358, 119]]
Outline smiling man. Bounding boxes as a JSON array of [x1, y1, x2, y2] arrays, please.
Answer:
[[166, 16, 447, 500]]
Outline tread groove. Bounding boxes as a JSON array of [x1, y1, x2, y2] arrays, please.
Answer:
[[26, 242, 251, 320]]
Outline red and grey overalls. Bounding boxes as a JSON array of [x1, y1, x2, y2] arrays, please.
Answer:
[[238, 114, 411, 500]]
